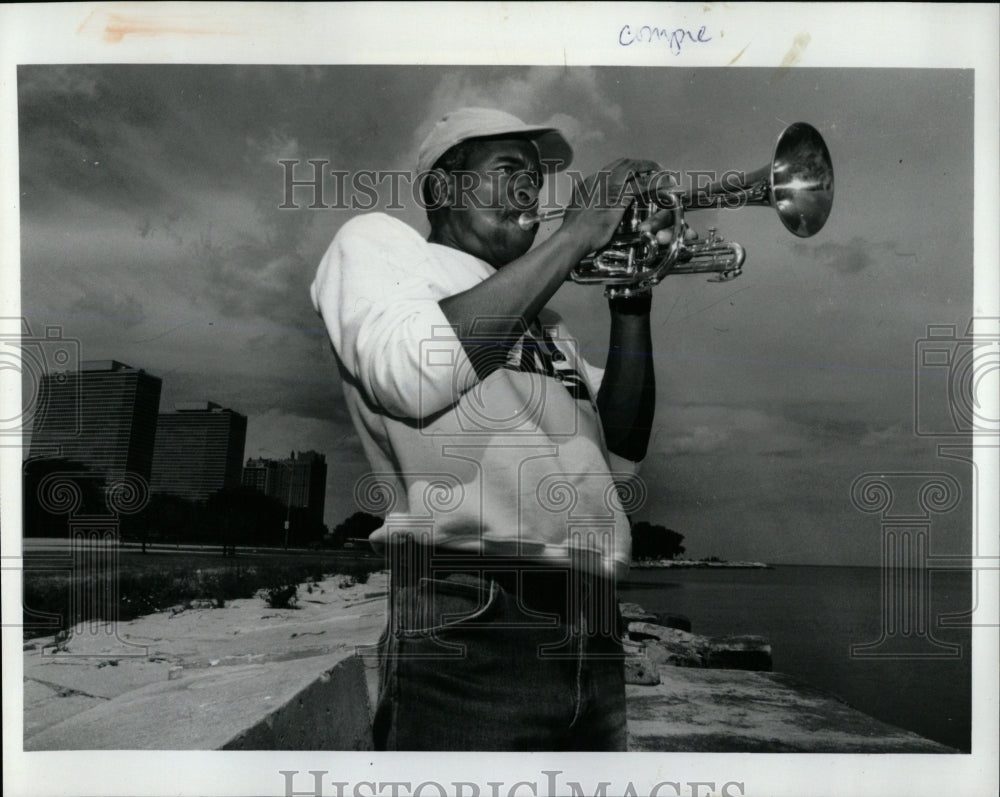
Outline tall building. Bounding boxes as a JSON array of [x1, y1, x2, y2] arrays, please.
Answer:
[[242, 457, 283, 496], [243, 450, 327, 527], [28, 360, 162, 481], [150, 402, 247, 503]]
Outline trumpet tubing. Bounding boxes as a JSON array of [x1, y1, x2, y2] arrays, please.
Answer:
[[519, 122, 834, 298]]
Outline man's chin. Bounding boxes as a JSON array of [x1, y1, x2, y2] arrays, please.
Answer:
[[495, 230, 536, 267]]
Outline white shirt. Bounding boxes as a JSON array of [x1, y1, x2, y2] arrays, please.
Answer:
[[310, 213, 636, 578]]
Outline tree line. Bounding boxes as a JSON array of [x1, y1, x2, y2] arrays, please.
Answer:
[[23, 458, 687, 558], [21, 458, 326, 549]]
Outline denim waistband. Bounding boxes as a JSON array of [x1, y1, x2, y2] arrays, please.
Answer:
[[385, 542, 618, 624]]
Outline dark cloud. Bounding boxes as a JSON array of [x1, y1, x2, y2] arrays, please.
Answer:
[[790, 236, 903, 274], [154, 359, 346, 422], [69, 291, 145, 329]]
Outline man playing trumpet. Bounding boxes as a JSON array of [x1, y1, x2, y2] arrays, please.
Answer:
[[311, 107, 687, 750]]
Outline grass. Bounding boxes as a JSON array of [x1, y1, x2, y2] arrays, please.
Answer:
[[21, 549, 383, 639]]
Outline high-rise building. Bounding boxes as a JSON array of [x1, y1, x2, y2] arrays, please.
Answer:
[[150, 402, 247, 502], [243, 450, 327, 527], [242, 457, 283, 496], [28, 360, 162, 481]]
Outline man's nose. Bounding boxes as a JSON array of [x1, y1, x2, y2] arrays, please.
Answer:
[[510, 173, 539, 210]]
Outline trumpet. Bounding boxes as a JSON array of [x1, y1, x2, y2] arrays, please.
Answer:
[[518, 122, 834, 298]]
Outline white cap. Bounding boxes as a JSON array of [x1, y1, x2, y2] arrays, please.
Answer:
[[416, 107, 573, 174]]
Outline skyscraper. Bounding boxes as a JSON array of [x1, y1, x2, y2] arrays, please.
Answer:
[[241, 456, 283, 496], [243, 450, 327, 529], [28, 360, 162, 481], [150, 402, 247, 502]]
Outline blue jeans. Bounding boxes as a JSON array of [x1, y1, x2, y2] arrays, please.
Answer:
[[373, 565, 627, 751]]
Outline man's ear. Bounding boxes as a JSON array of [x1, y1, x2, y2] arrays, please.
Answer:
[[424, 168, 455, 211]]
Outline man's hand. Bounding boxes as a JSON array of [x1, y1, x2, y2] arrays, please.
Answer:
[[559, 158, 662, 253]]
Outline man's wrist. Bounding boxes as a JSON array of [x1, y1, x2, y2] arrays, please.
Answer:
[[549, 226, 597, 271], [608, 290, 653, 316]]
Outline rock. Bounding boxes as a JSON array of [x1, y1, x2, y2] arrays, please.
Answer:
[[629, 622, 707, 668], [643, 638, 703, 669], [628, 621, 708, 647], [619, 602, 657, 623], [623, 643, 660, 685], [628, 622, 773, 672], [704, 636, 772, 672], [654, 613, 692, 632]]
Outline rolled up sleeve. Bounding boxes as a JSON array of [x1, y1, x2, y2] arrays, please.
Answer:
[[310, 214, 478, 419]]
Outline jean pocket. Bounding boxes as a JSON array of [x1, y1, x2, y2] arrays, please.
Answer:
[[393, 574, 500, 636]]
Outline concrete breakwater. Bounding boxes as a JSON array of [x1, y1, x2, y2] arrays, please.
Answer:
[[23, 571, 953, 753]]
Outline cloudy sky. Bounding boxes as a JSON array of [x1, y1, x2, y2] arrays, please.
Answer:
[[17, 64, 976, 565]]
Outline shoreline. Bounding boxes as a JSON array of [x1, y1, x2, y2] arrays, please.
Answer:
[[22, 568, 954, 753]]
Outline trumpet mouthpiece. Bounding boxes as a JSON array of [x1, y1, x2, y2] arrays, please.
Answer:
[[518, 208, 565, 230]]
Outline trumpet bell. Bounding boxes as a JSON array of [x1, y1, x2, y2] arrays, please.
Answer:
[[770, 122, 834, 238]]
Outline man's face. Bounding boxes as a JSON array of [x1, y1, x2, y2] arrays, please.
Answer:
[[439, 138, 543, 267]]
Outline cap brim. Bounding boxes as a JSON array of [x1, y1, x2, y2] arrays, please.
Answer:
[[418, 122, 574, 175], [526, 128, 573, 172], [439, 124, 573, 172]]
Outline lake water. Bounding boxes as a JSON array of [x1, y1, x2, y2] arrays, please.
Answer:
[[621, 565, 972, 752]]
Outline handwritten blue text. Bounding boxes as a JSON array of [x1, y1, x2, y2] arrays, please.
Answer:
[[619, 24, 712, 54]]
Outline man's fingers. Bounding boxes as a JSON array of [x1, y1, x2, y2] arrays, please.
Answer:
[[653, 225, 699, 246], [638, 207, 675, 233]]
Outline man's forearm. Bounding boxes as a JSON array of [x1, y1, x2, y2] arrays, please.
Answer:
[[597, 300, 655, 462], [438, 228, 592, 374]]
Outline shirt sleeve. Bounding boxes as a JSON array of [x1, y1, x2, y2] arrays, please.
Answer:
[[310, 214, 479, 419]]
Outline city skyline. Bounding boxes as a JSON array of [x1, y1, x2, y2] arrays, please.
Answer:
[[25, 356, 331, 535]]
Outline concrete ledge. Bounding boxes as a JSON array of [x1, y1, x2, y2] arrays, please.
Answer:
[[24, 573, 387, 751], [223, 653, 374, 750], [626, 667, 955, 753], [26, 650, 376, 750]]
